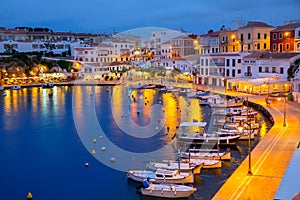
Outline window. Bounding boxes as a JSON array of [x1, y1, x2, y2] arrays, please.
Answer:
[[248, 33, 251, 40], [205, 68, 208, 75], [265, 67, 269, 73], [237, 69, 241, 74], [201, 68, 203, 75], [240, 34, 244, 42], [264, 43, 267, 49], [232, 69, 235, 77], [237, 59, 241, 63], [248, 44, 251, 50], [226, 59, 230, 66], [280, 67, 284, 74], [232, 59, 236, 67], [286, 43, 290, 50], [264, 33, 267, 39], [205, 59, 208, 66], [272, 67, 276, 73], [259, 66, 262, 72], [257, 43, 260, 50], [226, 69, 230, 76], [201, 59, 203, 66], [257, 33, 261, 39], [273, 33, 277, 40], [279, 33, 282, 39], [273, 44, 276, 50]]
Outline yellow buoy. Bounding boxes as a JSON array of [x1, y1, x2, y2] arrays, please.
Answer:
[[92, 150, 96, 155], [93, 138, 97, 143], [155, 126, 159, 131], [27, 192, 33, 199]]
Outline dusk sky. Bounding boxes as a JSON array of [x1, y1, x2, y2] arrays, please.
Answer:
[[1, 0, 299, 34]]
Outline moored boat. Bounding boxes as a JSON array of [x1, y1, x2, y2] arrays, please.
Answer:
[[146, 161, 203, 174], [182, 148, 231, 160], [140, 182, 197, 198], [11, 85, 21, 90], [42, 82, 54, 88], [127, 168, 194, 184]]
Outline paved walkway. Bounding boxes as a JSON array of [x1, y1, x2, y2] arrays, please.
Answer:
[[212, 87, 300, 200]]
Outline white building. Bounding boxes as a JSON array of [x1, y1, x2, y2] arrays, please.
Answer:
[[292, 67, 300, 103], [0, 40, 83, 56], [150, 29, 184, 60], [198, 31, 220, 54], [227, 52, 300, 94]]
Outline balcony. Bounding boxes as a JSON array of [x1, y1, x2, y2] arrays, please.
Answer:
[[244, 72, 252, 77]]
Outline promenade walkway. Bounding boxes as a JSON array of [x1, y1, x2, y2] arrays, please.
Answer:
[[212, 87, 300, 200]]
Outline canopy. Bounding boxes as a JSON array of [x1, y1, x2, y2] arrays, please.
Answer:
[[180, 122, 207, 127]]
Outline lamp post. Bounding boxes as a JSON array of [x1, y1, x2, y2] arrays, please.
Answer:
[[283, 96, 287, 127], [238, 96, 253, 175]]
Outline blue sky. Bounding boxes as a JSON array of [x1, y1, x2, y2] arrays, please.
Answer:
[[0, 0, 299, 34]]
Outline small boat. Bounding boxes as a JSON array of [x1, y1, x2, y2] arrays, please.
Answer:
[[140, 181, 197, 198], [182, 158, 222, 169], [11, 85, 21, 90], [182, 148, 231, 160], [178, 121, 240, 146], [127, 168, 194, 184], [42, 83, 54, 88], [146, 161, 203, 174]]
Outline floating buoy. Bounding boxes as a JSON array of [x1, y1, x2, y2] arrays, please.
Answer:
[[101, 147, 106, 151], [3, 92, 7, 97], [27, 192, 33, 200], [93, 138, 97, 143], [110, 157, 116, 162], [92, 150, 96, 155], [106, 88, 109, 92], [155, 126, 159, 131], [85, 163, 89, 167], [99, 135, 103, 139]]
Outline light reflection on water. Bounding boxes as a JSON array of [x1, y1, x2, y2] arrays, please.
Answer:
[[0, 86, 271, 200]]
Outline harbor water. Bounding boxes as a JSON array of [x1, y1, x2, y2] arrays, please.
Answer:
[[0, 85, 270, 200]]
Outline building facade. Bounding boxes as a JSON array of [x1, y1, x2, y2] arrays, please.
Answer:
[[270, 22, 300, 52]]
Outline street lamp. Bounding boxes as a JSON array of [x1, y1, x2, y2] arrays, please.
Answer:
[[238, 96, 253, 175], [270, 92, 288, 127]]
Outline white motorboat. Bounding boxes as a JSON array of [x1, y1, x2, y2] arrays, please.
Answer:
[[11, 85, 21, 90], [146, 161, 203, 174], [182, 148, 231, 160], [182, 158, 222, 169], [140, 182, 196, 198], [127, 168, 194, 184], [178, 121, 241, 145], [42, 82, 54, 88]]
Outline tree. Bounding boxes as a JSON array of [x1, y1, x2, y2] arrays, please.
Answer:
[[4, 44, 17, 55], [287, 58, 300, 80], [44, 43, 56, 54]]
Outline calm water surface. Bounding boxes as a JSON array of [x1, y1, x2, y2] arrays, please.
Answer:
[[0, 85, 269, 200]]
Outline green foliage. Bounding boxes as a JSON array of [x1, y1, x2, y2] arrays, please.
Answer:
[[287, 58, 300, 80], [57, 60, 72, 70]]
